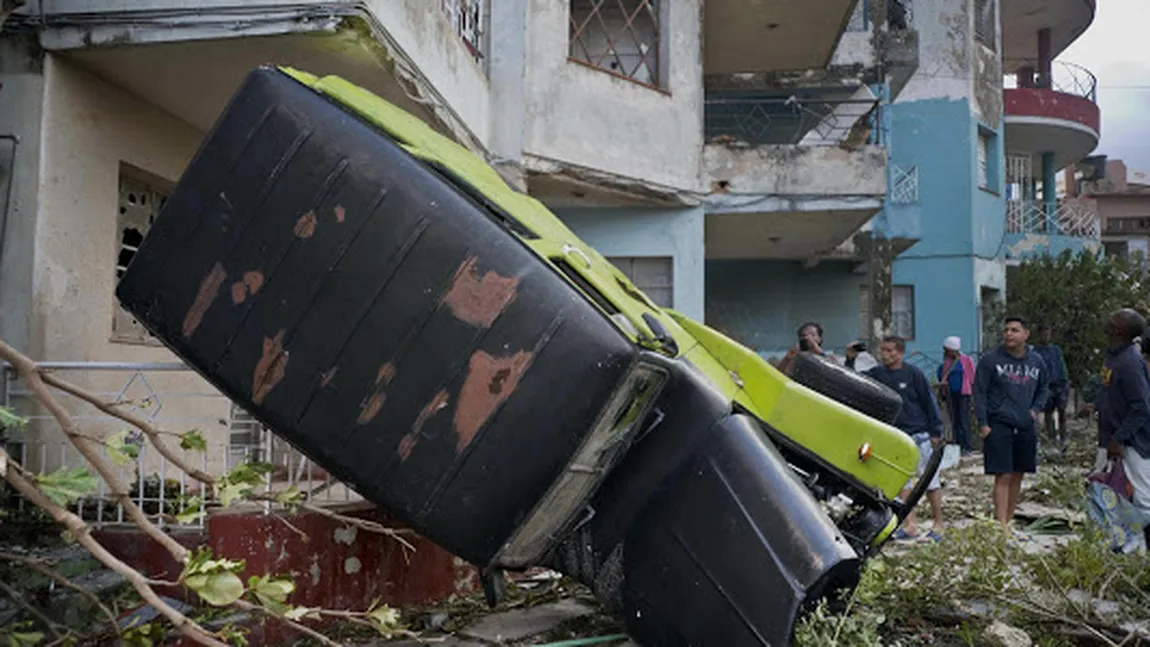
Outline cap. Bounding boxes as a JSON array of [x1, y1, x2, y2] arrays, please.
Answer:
[[943, 336, 961, 351]]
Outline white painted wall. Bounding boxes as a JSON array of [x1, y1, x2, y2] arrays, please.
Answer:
[[365, 1, 493, 149], [32, 55, 232, 474], [522, 0, 704, 192], [704, 144, 887, 197]]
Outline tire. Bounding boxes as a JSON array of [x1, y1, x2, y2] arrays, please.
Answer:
[[790, 352, 902, 424]]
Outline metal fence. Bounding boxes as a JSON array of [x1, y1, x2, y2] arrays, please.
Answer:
[[1003, 59, 1098, 103], [704, 95, 882, 147], [1006, 199, 1101, 238], [1, 362, 359, 529]]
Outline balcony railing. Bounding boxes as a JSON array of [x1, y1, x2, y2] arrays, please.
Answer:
[[1005, 198, 1100, 238], [705, 94, 882, 146], [1004, 60, 1097, 103]]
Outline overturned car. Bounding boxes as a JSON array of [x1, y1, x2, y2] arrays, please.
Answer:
[[115, 67, 940, 646]]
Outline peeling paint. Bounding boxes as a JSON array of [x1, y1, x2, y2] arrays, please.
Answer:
[[441, 256, 519, 328], [319, 366, 339, 389], [356, 363, 397, 425], [454, 350, 534, 453], [230, 270, 265, 305], [182, 262, 226, 338], [253, 329, 289, 405], [294, 211, 318, 238], [309, 558, 321, 586], [344, 556, 362, 574], [334, 525, 358, 546], [334, 205, 346, 223], [397, 390, 450, 461]]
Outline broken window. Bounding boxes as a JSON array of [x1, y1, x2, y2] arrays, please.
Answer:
[[974, 0, 997, 51], [892, 285, 915, 340], [569, 0, 663, 87], [441, 0, 489, 64], [608, 256, 673, 308], [113, 165, 171, 345]]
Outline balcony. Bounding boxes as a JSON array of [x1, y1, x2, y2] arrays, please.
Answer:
[[703, 0, 857, 74], [705, 87, 879, 146], [1003, 60, 1101, 172], [1001, 0, 1096, 63], [1004, 197, 1101, 260]]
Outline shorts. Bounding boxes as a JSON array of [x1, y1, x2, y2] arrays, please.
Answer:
[[903, 433, 942, 493], [1043, 390, 1068, 413], [983, 422, 1038, 475]]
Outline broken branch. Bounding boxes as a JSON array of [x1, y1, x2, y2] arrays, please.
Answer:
[[0, 550, 121, 637]]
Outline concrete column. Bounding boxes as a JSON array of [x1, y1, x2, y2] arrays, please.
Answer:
[[486, 0, 528, 189], [864, 234, 893, 344], [1037, 28, 1052, 89], [1042, 151, 1057, 234]]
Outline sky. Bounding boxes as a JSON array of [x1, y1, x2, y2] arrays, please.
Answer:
[[1060, 0, 1150, 173]]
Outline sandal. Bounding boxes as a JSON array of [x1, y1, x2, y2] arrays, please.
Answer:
[[892, 529, 917, 541], [924, 530, 944, 543]]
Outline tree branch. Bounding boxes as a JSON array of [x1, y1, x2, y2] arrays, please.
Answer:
[[0, 448, 228, 647], [232, 600, 342, 647], [0, 578, 65, 641], [0, 550, 121, 638], [0, 339, 189, 564]]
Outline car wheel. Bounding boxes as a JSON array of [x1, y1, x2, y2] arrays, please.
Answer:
[[789, 352, 902, 425]]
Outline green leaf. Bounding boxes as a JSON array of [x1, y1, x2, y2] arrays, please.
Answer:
[[218, 624, 249, 647], [183, 547, 245, 578], [0, 406, 28, 430], [6, 631, 45, 647], [248, 575, 295, 614], [179, 430, 208, 453], [185, 571, 245, 606], [216, 481, 249, 508], [175, 496, 204, 524], [366, 604, 401, 636], [274, 485, 302, 506], [106, 430, 141, 467], [283, 606, 320, 622], [35, 466, 98, 507]]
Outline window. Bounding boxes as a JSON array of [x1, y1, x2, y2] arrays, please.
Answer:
[[974, 0, 997, 51], [607, 256, 673, 308], [892, 285, 915, 340], [440, 0, 489, 64], [113, 165, 171, 344], [977, 127, 999, 192], [858, 285, 916, 340], [569, 0, 663, 87]]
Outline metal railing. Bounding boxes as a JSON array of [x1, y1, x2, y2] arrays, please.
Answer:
[[704, 95, 882, 147], [1, 362, 359, 529], [1005, 198, 1101, 238], [1004, 60, 1098, 103]]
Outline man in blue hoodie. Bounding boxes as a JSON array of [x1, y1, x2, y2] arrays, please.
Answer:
[[974, 316, 1049, 533], [1034, 324, 1070, 447], [866, 335, 946, 542], [1098, 308, 1150, 542]]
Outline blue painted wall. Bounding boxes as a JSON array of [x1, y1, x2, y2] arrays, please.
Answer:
[[553, 206, 706, 320], [1003, 233, 1097, 262], [881, 97, 1006, 357], [705, 260, 865, 358]]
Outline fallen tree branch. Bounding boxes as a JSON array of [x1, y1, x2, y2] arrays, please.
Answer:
[[232, 600, 342, 647], [0, 448, 227, 647], [0, 550, 121, 638], [0, 339, 189, 564], [42, 369, 415, 552], [0, 578, 65, 641]]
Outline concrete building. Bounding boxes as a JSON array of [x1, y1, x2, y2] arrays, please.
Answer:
[[1075, 160, 1150, 263], [1, 0, 918, 462], [875, 0, 1099, 360]]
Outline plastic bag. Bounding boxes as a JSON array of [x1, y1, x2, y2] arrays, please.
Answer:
[[1086, 461, 1148, 554]]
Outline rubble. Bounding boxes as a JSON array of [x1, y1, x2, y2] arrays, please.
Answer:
[[982, 621, 1033, 647]]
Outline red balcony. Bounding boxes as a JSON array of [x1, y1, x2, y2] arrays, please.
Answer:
[[1003, 61, 1100, 172]]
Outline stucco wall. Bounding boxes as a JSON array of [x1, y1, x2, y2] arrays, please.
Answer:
[[31, 55, 233, 473], [522, 0, 703, 192], [0, 35, 43, 355], [706, 260, 865, 357], [704, 144, 887, 197], [554, 207, 705, 321], [365, 1, 493, 148], [896, 0, 972, 104]]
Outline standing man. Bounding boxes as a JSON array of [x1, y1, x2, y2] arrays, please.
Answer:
[[937, 336, 977, 455], [1098, 308, 1150, 542], [1034, 325, 1070, 447], [866, 336, 946, 542], [974, 316, 1049, 534]]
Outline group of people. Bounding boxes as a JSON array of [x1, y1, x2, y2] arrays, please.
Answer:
[[776, 312, 1150, 546]]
